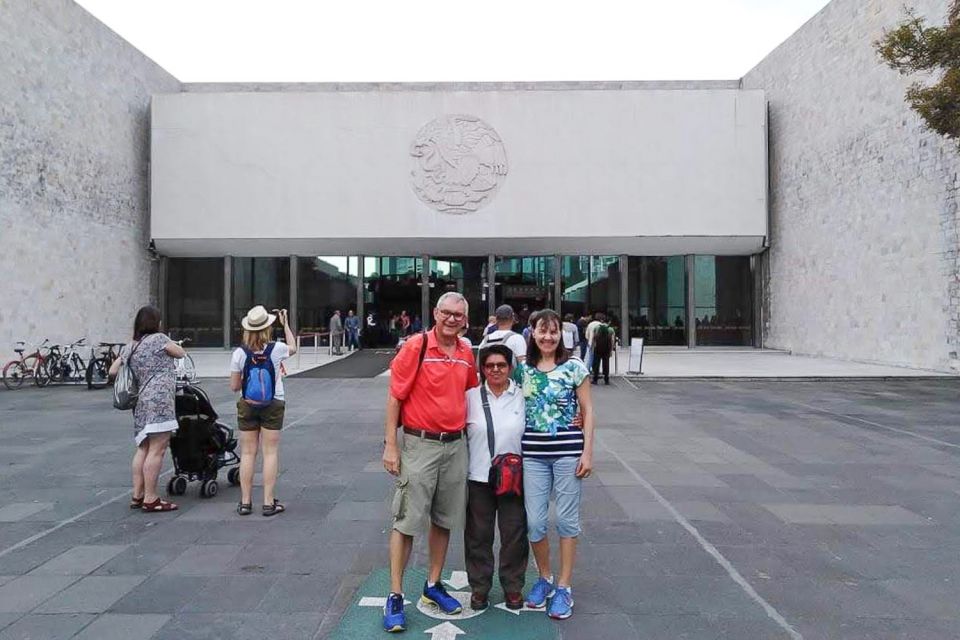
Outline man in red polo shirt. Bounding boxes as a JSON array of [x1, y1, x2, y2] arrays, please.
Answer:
[[381, 292, 479, 632]]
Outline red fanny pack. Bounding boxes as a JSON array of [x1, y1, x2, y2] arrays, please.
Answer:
[[488, 453, 523, 497]]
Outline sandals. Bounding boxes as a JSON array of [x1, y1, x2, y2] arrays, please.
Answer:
[[237, 502, 252, 516], [262, 499, 285, 517], [129, 496, 144, 509], [141, 498, 178, 512]]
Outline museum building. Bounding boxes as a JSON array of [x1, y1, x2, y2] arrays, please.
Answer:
[[153, 85, 767, 347]]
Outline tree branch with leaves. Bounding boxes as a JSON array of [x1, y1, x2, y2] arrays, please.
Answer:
[[875, 1, 960, 146]]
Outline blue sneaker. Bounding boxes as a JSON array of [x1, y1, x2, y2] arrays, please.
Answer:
[[382, 593, 406, 633], [525, 576, 555, 609], [421, 580, 462, 615], [548, 586, 573, 620]]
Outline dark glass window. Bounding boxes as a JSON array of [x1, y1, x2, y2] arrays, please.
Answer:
[[298, 257, 359, 334], [363, 257, 423, 346], [560, 256, 621, 328], [232, 257, 290, 345], [694, 256, 752, 346], [627, 256, 687, 346], [166, 258, 224, 347], [495, 256, 554, 329]]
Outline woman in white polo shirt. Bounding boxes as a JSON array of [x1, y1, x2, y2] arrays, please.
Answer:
[[463, 344, 528, 612]]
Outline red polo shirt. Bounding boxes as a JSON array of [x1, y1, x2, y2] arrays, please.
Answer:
[[390, 329, 479, 434]]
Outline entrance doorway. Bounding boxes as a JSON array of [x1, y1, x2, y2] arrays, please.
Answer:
[[363, 257, 422, 347], [495, 256, 554, 330]]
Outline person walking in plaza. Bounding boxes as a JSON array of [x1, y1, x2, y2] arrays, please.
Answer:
[[583, 312, 603, 369], [561, 313, 579, 354], [464, 344, 528, 611], [514, 309, 594, 620], [381, 292, 479, 633], [109, 305, 185, 513], [590, 314, 615, 385], [478, 304, 527, 365], [400, 309, 412, 337], [345, 309, 361, 351], [329, 309, 344, 355], [230, 305, 297, 517], [576, 313, 590, 360]]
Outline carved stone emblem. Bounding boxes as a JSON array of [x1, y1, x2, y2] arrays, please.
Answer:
[[410, 115, 507, 214]]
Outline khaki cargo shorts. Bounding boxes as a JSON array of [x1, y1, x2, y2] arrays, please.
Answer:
[[236, 399, 285, 431], [391, 433, 467, 536]]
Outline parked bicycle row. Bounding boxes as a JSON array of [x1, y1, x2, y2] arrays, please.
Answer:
[[2, 338, 196, 390]]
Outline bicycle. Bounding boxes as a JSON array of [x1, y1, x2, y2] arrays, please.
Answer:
[[174, 338, 197, 384], [2, 339, 49, 390], [44, 338, 88, 385], [86, 342, 125, 390]]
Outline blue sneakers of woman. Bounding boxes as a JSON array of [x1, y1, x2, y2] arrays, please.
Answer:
[[382, 593, 406, 633], [525, 576, 555, 609], [548, 586, 574, 620], [421, 580, 463, 615]]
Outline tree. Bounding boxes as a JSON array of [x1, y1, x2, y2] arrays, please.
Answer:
[[875, 2, 960, 147]]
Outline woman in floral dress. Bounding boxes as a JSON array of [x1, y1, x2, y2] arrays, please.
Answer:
[[513, 309, 594, 620], [110, 306, 185, 512]]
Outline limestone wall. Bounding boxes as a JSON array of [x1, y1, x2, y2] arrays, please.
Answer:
[[0, 0, 180, 357], [743, 0, 960, 372]]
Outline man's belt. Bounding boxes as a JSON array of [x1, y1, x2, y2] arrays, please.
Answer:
[[402, 426, 464, 442]]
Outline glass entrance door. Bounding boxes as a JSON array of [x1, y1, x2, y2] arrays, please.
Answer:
[[495, 256, 555, 330], [363, 257, 423, 347]]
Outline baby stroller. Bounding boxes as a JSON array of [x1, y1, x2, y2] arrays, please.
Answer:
[[166, 382, 240, 498]]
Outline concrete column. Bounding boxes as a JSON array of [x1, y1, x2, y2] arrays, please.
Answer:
[[158, 256, 168, 330], [487, 254, 496, 317], [356, 255, 365, 322], [289, 256, 299, 332], [553, 255, 562, 313], [685, 254, 696, 348], [421, 254, 430, 329], [223, 257, 232, 349], [619, 254, 629, 346]]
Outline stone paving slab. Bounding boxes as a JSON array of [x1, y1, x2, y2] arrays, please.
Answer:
[[0, 378, 957, 639]]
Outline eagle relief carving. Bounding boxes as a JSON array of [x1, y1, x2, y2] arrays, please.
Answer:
[[410, 115, 508, 214]]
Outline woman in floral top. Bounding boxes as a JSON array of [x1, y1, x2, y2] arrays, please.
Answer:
[[513, 309, 594, 620]]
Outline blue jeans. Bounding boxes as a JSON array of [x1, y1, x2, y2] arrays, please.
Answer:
[[523, 456, 582, 541]]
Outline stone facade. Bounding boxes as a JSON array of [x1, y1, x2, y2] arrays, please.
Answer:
[[743, 0, 960, 372], [0, 0, 179, 355]]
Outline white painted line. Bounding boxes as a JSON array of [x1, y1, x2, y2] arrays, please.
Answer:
[[493, 602, 539, 616], [0, 461, 180, 561], [782, 399, 960, 450], [359, 596, 411, 607], [598, 433, 804, 640], [443, 570, 469, 590]]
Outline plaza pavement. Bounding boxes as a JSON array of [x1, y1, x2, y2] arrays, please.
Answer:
[[0, 377, 958, 639]]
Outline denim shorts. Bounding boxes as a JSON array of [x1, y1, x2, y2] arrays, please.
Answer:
[[523, 456, 582, 541]]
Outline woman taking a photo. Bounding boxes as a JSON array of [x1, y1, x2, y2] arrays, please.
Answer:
[[110, 305, 185, 513], [230, 305, 297, 516], [514, 309, 594, 620], [464, 344, 527, 611]]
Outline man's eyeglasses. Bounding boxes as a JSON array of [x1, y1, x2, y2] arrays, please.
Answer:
[[483, 362, 510, 371], [437, 309, 466, 322]]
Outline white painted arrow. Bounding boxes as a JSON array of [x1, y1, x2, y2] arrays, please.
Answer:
[[424, 621, 465, 640], [443, 570, 470, 590], [494, 602, 539, 616], [359, 597, 411, 607]]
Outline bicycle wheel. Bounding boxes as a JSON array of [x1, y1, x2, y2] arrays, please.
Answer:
[[46, 355, 65, 384], [34, 360, 52, 387], [86, 357, 110, 390], [2, 361, 26, 390]]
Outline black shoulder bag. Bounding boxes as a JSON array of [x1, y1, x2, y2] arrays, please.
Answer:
[[480, 385, 523, 497]]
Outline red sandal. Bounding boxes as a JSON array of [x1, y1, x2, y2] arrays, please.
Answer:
[[129, 496, 145, 509], [142, 498, 178, 512]]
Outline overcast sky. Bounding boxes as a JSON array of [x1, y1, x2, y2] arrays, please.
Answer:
[[76, 0, 832, 83]]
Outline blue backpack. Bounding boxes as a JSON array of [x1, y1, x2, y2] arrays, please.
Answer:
[[241, 343, 277, 406]]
